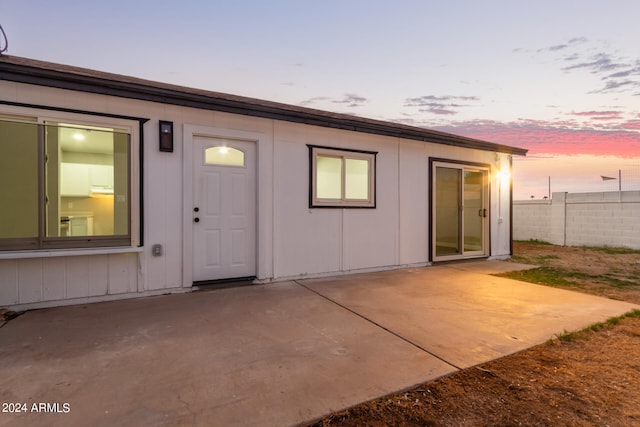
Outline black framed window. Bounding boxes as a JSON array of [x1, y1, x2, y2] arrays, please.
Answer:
[[309, 145, 376, 208], [0, 117, 131, 250]]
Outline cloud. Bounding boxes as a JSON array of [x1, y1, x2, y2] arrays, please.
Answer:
[[562, 53, 580, 62], [562, 52, 628, 73], [621, 119, 640, 130], [404, 95, 479, 116], [549, 44, 569, 52], [568, 37, 589, 45], [563, 52, 640, 93], [405, 95, 479, 106], [522, 38, 640, 94], [419, 108, 458, 115], [605, 64, 640, 79], [299, 94, 368, 109], [533, 37, 588, 53], [431, 119, 640, 157], [331, 93, 368, 107], [538, 43, 568, 53], [590, 79, 638, 94], [570, 111, 616, 116], [299, 96, 331, 107], [569, 110, 623, 120]]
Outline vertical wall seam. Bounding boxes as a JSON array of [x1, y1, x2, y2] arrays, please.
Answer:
[[39, 259, 44, 302], [14, 260, 19, 304], [63, 257, 68, 300], [106, 254, 111, 295], [396, 138, 401, 265], [271, 119, 276, 279], [340, 208, 344, 271]]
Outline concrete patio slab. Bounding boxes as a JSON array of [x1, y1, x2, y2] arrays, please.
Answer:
[[445, 259, 539, 274], [1, 260, 637, 427], [302, 264, 639, 369], [0, 281, 454, 427]]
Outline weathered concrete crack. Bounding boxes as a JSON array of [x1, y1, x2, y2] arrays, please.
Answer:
[[177, 393, 196, 424], [0, 309, 22, 329], [293, 280, 461, 371]]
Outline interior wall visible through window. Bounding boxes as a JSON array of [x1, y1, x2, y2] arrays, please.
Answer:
[[0, 116, 132, 251], [309, 145, 376, 208]]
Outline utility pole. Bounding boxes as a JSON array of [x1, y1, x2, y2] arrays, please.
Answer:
[[619, 169, 622, 191]]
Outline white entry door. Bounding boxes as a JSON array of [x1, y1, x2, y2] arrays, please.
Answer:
[[192, 136, 256, 282]]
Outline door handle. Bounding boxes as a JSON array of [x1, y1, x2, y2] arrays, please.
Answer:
[[478, 209, 488, 218]]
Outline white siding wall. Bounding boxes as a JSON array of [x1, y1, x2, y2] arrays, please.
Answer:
[[272, 122, 401, 278], [398, 141, 429, 265], [0, 80, 515, 309], [0, 253, 138, 307]]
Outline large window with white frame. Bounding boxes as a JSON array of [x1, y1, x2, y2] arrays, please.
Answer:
[[0, 113, 134, 251], [309, 145, 376, 208]]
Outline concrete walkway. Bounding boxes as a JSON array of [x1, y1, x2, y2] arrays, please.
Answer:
[[0, 261, 637, 427]]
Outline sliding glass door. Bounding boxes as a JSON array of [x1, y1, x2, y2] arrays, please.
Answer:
[[433, 162, 489, 261]]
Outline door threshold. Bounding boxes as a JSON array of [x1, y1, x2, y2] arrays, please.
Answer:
[[193, 276, 256, 291], [432, 256, 489, 265]]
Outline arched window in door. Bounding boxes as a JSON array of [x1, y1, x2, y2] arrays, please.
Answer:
[[204, 146, 244, 167]]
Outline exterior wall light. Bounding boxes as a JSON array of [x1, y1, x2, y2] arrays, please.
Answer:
[[496, 170, 511, 184], [159, 120, 173, 152]]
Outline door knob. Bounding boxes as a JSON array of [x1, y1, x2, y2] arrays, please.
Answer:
[[194, 207, 200, 212], [194, 217, 200, 223]]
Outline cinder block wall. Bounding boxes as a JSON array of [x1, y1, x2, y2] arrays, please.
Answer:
[[513, 191, 640, 249], [512, 199, 552, 242]]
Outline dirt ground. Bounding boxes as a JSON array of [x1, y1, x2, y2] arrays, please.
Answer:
[[311, 242, 640, 427], [507, 241, 640, 304]]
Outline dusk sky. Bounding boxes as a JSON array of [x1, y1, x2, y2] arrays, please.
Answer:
[[2, 1, 639, 199]]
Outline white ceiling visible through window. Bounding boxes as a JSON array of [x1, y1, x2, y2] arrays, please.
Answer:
[[56, 123, 118, 155]]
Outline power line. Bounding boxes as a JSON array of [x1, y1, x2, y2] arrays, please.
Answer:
[[0, 23, 8, 55]]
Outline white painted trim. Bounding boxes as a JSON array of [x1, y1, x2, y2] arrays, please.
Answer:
[[0, 246, 143, 260]]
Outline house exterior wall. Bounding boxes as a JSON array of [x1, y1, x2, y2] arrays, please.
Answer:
[[0, 79, 515, 310], [513, 191, 640, 249]]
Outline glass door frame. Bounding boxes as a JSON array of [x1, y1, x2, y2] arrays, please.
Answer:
[[430, 159, 490, 262]]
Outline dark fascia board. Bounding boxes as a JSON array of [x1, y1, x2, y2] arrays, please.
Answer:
[[0, 55, 528, 156]]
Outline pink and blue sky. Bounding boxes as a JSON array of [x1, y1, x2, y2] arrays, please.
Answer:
[[2, 0, 639, 199]]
